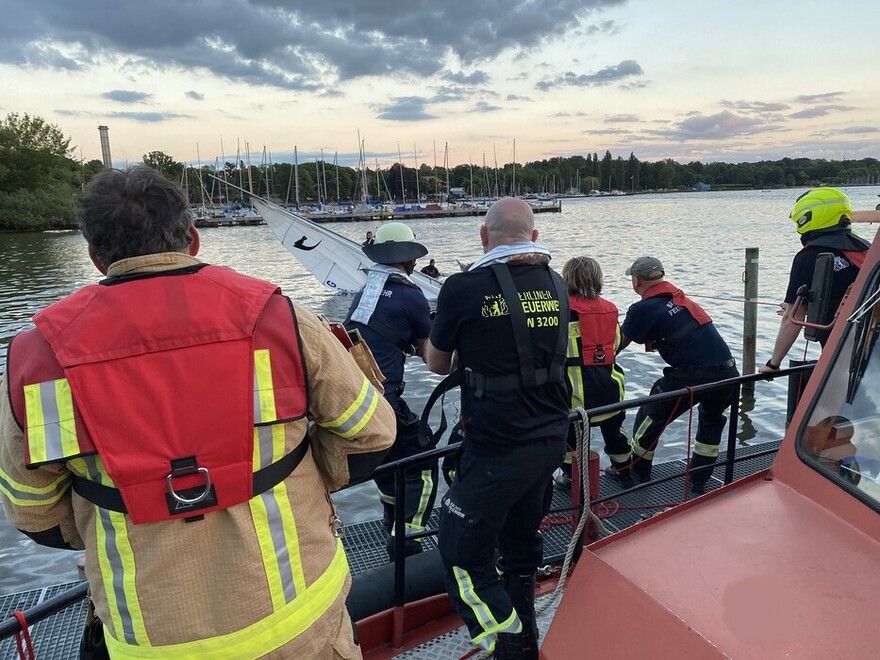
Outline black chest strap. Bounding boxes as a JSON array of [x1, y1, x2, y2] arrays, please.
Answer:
[[71, 436, 310, 516]]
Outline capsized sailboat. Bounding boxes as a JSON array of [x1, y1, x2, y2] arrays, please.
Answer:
[[253, 198, 443, 301]]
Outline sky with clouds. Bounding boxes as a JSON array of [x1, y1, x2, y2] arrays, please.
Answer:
[[2, 0, 878, 168]]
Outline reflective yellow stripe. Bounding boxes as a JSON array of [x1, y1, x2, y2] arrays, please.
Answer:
[[408, 469, 435, 530], [68, 455, 114, 486], [317, 376, 379, 438], [693, 441, 720, 458], [23, 379, 79, 463], [453, 565, 521, 650], [631, 417, 656, 460], [251, 422, 306, 610], [104, 541, 349, 659], [95, 508, 149, 646], [254, 349, 277, 424], [0, 469, 70, 507], [589, 366, 626, 424]]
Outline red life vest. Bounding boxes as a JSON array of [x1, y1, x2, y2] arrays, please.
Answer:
[[8, 265, 308, 524], [641, 281, 712, 352], [569, 295, 618, 367]]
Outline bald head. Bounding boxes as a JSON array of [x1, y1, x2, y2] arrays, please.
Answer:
[[481, 197, 538, 251]]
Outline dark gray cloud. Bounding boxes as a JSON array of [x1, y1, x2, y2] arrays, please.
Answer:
[[107, 111, 191, 122], [443, 70, 490, 85], [835, 126, 880, 134], [376, 97, 437, 121], [103, 90, 152, 103], [4, 0, 625, 90], [536, 60, 644, 90], [794, 92, 844, 104], [186, 90, 205, 101], [790, 104, 852, 119], [721, 100, 789, 113], [660, 111, 771, 140], [605, 113, 638, 122], [470, 101, 502, 113]]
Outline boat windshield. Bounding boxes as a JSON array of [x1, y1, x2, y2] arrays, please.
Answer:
[[798, 263, 880, 508]]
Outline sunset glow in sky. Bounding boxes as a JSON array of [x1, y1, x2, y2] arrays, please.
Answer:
[[3, 0, 878, 168]]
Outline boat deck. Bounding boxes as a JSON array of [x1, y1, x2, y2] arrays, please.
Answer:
[[0, 441, 778, 657]]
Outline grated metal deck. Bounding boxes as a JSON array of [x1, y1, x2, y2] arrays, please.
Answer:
[[0, 582, 87, 659], [1, 441, 780, 656]]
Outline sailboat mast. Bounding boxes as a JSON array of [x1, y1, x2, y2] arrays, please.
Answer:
[[245, 142, 254, 196], [220, 136, 230, 205], [511, 139, 516, 197], [433, 141, 438, 203], [398, 143, 405, 206], [335, 151, 340, 202], [444, 142, 450, 204], [294, 147, 300, 209], [413, 143, 420, 204], [196, 143, 206, 211]]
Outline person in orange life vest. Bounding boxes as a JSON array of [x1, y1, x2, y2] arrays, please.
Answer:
[[420, 258, 440, 278], [619, 256, 739, 494], [561, 256, 632, 487], [0, 166, 396, 658], [760, 187, 870, 374]]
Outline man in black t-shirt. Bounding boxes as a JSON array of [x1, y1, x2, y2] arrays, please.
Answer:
[[426, 198, 569, 659], [760, 188, 870, 374], [620, 256, 739, 493], [346, 222, 436, 561]]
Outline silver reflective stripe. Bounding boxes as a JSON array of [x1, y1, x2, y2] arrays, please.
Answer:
[[333, 387, 377, 436], [85, 454, 138, 645], [0, 471, 70, 504], [38, 380, 65, 461], [453, 566, 495, 634], [253, 370, 263, 424], [261, 490, 297, 603], [257, 426, 274, 469]]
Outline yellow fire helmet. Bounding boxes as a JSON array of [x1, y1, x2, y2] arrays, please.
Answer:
[[790, 187, 852, 234]]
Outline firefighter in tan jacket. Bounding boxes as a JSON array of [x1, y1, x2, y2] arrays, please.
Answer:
[[0, 166, 396, 659]]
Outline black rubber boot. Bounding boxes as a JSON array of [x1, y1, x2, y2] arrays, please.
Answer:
[[608, 457, 634, 488], [500, 572, 538, 659], [493, 632, 530, 659], [689, 454, 716, 494], [385, 535, 422, 562], [632, 457, 653, 483]]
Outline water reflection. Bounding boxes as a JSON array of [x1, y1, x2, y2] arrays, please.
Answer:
[[2, 186, 879, 592]]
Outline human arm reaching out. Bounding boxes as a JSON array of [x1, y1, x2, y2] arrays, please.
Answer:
[[759, 302, 805, 373]]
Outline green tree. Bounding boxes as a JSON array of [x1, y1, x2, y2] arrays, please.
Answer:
[[141, 151, 183, 182], [0, 113, 79, 229]]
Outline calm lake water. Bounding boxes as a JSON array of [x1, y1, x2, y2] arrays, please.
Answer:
[[2, 186, 879, 594]]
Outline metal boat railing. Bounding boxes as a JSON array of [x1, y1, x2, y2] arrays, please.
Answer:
[[0, 364, 815, 643]]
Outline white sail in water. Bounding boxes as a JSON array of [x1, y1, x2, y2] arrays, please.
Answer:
[[253, 199, 443, 302]]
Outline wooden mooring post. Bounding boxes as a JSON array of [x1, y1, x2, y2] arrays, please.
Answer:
[[742, 248, 759, 393]]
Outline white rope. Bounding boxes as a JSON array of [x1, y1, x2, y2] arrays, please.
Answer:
[[537, 407, 611, 617]]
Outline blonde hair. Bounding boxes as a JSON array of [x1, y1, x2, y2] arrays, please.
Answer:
[[562, 256, 603, 298]]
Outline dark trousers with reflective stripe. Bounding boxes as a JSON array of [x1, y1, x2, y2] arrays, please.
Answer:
[[438, 438, 564, 643], [375, 394, 438, 534], [632, 363, 739, 480]]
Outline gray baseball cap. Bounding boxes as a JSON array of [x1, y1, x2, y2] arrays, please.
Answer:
[[626, 256, 664, 280]]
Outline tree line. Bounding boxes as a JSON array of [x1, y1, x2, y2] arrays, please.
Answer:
[[2, 112, 878, 230]]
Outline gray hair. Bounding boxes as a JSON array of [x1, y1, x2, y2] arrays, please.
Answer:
[[80, 166, 193, 268], [562, 256, 603, 298]]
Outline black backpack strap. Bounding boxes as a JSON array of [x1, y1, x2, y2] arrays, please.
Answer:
[[418, 371, 462, 449], [490, 263, 538, 387]]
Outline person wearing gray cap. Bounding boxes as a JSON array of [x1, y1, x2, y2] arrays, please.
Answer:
[[619, 256, 739, 493], [345, 222, 437, 560]]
